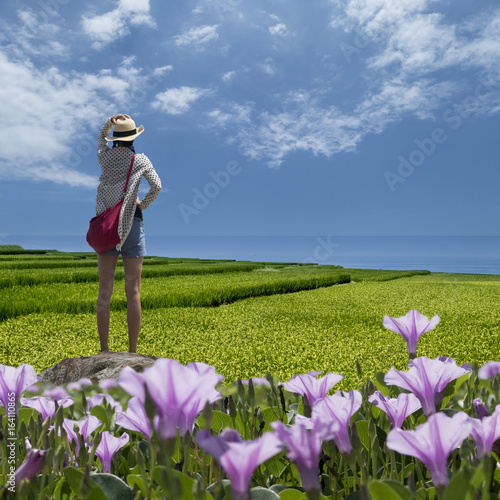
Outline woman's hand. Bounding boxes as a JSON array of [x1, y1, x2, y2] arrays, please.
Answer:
[[110, 114, 131, 124]]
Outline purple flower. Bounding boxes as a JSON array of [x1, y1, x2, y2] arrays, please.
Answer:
[[41, 386, 69, 399], [95, 431, 129, 473], [196, 429, 283, 499], [99, 379, 118, 390], [310, 390, 362, 454], [283, 371, 344, 407], [15, 448, 47, 487], [62, 415, 102, 454], [478, 361, 500, 380], [115, 397, 153, 441], [241, 377, 271, 388], [119, 359, 224, 439], [469, 405, 500, 458], [368, 391, 421, 428], [85, 394, 122, 413], [0, 364, 38, 415], [383, 310, 439, 358], [67, 378, 93, 391], [384, 357, 470, 416], [21, 395, 74, 422], [473, 398, 490, 420], [387, 412, 472, 487], [187, 361, 218, 375], [272, 417, 338, 492], [117, 366, 145, 400], [24, 437, 33, 453]]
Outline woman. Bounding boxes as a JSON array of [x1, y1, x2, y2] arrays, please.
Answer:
[[94, 114, 161, 353]]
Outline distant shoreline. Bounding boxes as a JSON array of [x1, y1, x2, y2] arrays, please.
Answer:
[[1, 243, 499, 277]]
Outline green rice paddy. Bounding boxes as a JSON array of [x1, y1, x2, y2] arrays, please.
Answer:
[[0, 247, 498, 389]]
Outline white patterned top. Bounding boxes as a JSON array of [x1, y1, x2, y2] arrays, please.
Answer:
[[95, 118, 162, 250]]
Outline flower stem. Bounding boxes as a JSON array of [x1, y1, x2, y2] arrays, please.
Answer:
[[182, 432, 191, 475], [481, 455, 494, 500], [350, 454, 359, 491], [390, 450, 398, 480], [343, 460, 350, 496], [306, 488, 321, 500]]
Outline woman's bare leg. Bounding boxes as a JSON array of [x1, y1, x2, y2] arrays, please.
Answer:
[[123, 256, 143, 353], [97, 253, 119, 353]]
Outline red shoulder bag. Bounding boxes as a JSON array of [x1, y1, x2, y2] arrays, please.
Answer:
[[86, 154, 136, 254]]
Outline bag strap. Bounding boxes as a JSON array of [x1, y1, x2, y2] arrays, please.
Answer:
[[123, 154, 136, 195]]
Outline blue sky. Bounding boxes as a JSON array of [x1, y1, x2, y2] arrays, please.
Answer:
[[1, 0, 499, 250]]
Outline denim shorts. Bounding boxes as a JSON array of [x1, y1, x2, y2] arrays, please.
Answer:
[[104, 216, 146, 259]]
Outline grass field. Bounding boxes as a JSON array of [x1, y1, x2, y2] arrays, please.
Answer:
[[0, 247, 498, 389]]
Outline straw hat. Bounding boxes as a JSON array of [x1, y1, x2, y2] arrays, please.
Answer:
[[106, 117, 144, 141]]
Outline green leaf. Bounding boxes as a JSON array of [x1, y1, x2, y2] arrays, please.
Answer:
[[17, 408, 36, 427], [417, 487, 437, 500], [90, 473, 135, 500], [369, 479, 404, 500], [269, 484, 289, 494], [278, 489, 307, 500], [264, 450, 288, 478], [52, 477, 72, 500], [374, 480, 416, 500], [63, 466, 107, 500], [153, 469, 212, 500], [175, 470, 212, 500], [355, 420, 370, 451], [469, 464, 485, 490], [286, 403, 300, 424], [344, 492, 362, 500], [441, 373, 470, 409], [400, 462, 415, 481], [250, 486, 281, 499], [374, 372, 391, 396], [207, 479, 232, 500], [261, 407, 283, 432], [127, 474, 148, 498], [443, 468, 477, 500], [494, 467, 500, 485], [197, 410, 235, 434], [90, 405, 109, 430]]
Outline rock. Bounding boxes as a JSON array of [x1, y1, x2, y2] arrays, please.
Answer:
[[37, 352, 159, 386]]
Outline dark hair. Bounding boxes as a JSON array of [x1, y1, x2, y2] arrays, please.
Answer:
[[113, 140, 134, 148]]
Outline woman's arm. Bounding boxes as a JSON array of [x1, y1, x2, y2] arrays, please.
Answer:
[[138, 161, 162, 211], [110, 114, 130, 124], [97, 114, 131, 155]]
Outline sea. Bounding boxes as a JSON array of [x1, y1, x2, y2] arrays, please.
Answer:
[[5, 235, 500, 275]]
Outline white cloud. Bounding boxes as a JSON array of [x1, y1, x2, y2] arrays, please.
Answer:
[[269, 23, 288, 37], [0, 50, 168, 187], [198, 0, 243, 20], [82, 0, 156, 50], [329, 0, 430, 33], [260, 58, 277, 76], [207, 103, 253, 127], [152, 87, 210, 115], [0, 9, 68, 60], [330, 0, 500, 79], [174, 25, 219, 48], [222, 71, 236, 82], [209, 79, 460, 167]]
